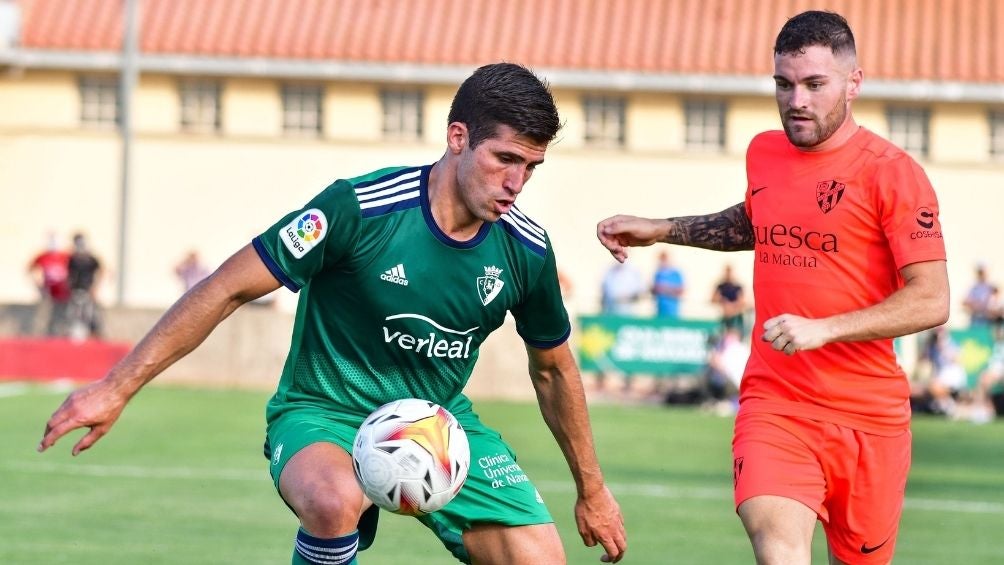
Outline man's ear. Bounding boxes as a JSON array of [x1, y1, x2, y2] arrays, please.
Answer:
[[446, 122, 468, 154], [846, 67, 863, 102]]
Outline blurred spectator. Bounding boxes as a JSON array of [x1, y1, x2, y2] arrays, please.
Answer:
[[27, 232, 71, 336], [987, 285, 1004, 340], [595, 261, 644, 396], [557, 268, 574, 300], [966, 340, 1004, 423], [917, 326, 968, 416], [600, 260, 644, 316], [554, 267, 576, 316], [962, 263, 995, 327], [174, 250, 210, 293], [712, 264, 746, 336], [652, 250, 684, 319], [701, 326, 749, 415], [66, 232, 103, 340]]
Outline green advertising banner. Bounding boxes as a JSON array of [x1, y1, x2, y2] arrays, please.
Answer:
[[577, 315, 720, 375], [948, 326, 996, 388]]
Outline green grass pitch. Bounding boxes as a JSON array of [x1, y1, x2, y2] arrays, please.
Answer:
[[2, 383, 1003, 564]]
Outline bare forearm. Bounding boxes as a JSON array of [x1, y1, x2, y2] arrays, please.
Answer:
[[105, 245, 279, 397], [532, 365, 606, 495], [104, 278, 249, 397], [664, 202, 754, 251], [825, 280, 949, 343]]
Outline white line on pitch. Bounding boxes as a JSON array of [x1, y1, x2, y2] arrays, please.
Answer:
[[6, 462, 1002, 515], [5, 461, 264, 481], [0, 380, 77, 397], [538, 480, 1004, 515], [0, 383, 30, 397]]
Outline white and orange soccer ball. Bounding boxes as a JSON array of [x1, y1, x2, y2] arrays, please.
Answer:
[[352, 398, 470, 516]]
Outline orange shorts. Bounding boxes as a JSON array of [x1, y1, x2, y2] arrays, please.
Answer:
[[732, 411, 911, 563]]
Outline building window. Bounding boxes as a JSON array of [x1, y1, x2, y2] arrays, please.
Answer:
[[990, 110, 1004, 161], [886, 107, 930, 158], [79, 76, 119, 127], [684, 99, 727, 152], [179, 79, 222, 133], [381, 89, 424, 141], [583, 95, 626, 148], [282, 84, 323, 136]]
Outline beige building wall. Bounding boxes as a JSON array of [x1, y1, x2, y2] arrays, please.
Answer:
[[727, 96, 777, 154], [2, 69, 1001, 330], [134, 75, 179, 133], [930, 104, 989, 163], [223, 78, 282, 137], [326, 83, 381, 141], [627, 92, 683, 153], [0, 70, 78, 128]]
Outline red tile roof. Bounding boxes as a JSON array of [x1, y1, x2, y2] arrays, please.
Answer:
[[13, 0, 1004, 84]]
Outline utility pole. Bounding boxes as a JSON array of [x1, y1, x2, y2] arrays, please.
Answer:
[[116, 0, 139, 305]]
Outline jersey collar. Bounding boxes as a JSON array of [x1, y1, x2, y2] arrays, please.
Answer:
[[420, 164, 493, 249]]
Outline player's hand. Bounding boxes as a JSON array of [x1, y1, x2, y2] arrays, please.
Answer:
[[575, 485, 627, 563], [761, 314, 833, 355], [596, 215, 669, 263], [38, 379, 130, 456]]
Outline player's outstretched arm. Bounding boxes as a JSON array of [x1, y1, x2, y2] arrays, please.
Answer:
[[597, 202, 754, 262], [526, 342, 626, 563], [38, 244, 281, 455]]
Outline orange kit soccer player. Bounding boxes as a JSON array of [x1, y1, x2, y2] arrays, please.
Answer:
[[596, 10, 948, 565]]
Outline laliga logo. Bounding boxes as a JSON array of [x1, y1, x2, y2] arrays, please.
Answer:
[[297, 212, 324, 241], [281, 208, 328, 259]]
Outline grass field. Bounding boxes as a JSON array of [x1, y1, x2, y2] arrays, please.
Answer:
[[3, 382, 1003, 564]]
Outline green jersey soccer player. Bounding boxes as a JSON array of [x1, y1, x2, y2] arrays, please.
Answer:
[[41, 63, 626, 565]]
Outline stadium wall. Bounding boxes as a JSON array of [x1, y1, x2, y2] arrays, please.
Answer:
[[0, 303, 540, 400]]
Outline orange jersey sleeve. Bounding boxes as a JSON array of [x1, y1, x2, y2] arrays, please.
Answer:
[[740, 128, 946, 435]]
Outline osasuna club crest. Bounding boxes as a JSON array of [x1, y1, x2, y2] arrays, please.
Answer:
[[816, 180, 846, 214], [477, 266, 505, 306]]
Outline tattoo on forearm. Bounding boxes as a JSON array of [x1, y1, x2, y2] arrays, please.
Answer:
[[662, 202, 754, 251]]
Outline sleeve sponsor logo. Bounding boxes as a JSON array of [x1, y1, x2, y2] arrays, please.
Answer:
[[911, 207, 943, 239], [281, 208, 327, 259]]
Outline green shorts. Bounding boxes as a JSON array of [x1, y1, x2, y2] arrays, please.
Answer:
[[264, 406, 554, 564]]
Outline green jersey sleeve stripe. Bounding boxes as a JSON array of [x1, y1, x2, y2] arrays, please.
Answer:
[[508, 205, 546, 237], [520, 323, 571, 349], [252, 236, 301, 292], [499, 215, 546, 257]]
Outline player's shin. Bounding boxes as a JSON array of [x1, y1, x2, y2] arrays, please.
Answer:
[[292, 528, 359, 565]]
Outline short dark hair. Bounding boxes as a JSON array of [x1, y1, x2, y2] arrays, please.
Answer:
[[774, 10, 856, 58], [448, 62, 561, 148]]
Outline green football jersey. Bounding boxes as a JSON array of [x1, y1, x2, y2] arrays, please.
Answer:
[[254, 165, 570, 423]]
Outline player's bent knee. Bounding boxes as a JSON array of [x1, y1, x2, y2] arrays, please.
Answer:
[[279, 443, 365, 536], [291, 493, 360, 534]]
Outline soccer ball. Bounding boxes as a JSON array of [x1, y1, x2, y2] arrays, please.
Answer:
[[352, 399, 470, 516]]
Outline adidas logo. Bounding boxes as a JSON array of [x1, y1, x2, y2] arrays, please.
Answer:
[[380, 264, 409, 286]]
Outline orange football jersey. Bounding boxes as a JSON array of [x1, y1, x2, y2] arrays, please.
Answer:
[[741, 127, 946, 435]]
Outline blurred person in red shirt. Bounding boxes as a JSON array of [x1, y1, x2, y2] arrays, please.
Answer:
[[27, 232, 71, 336]]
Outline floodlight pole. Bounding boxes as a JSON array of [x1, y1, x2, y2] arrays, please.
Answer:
[[116, 0, 139, 306]]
